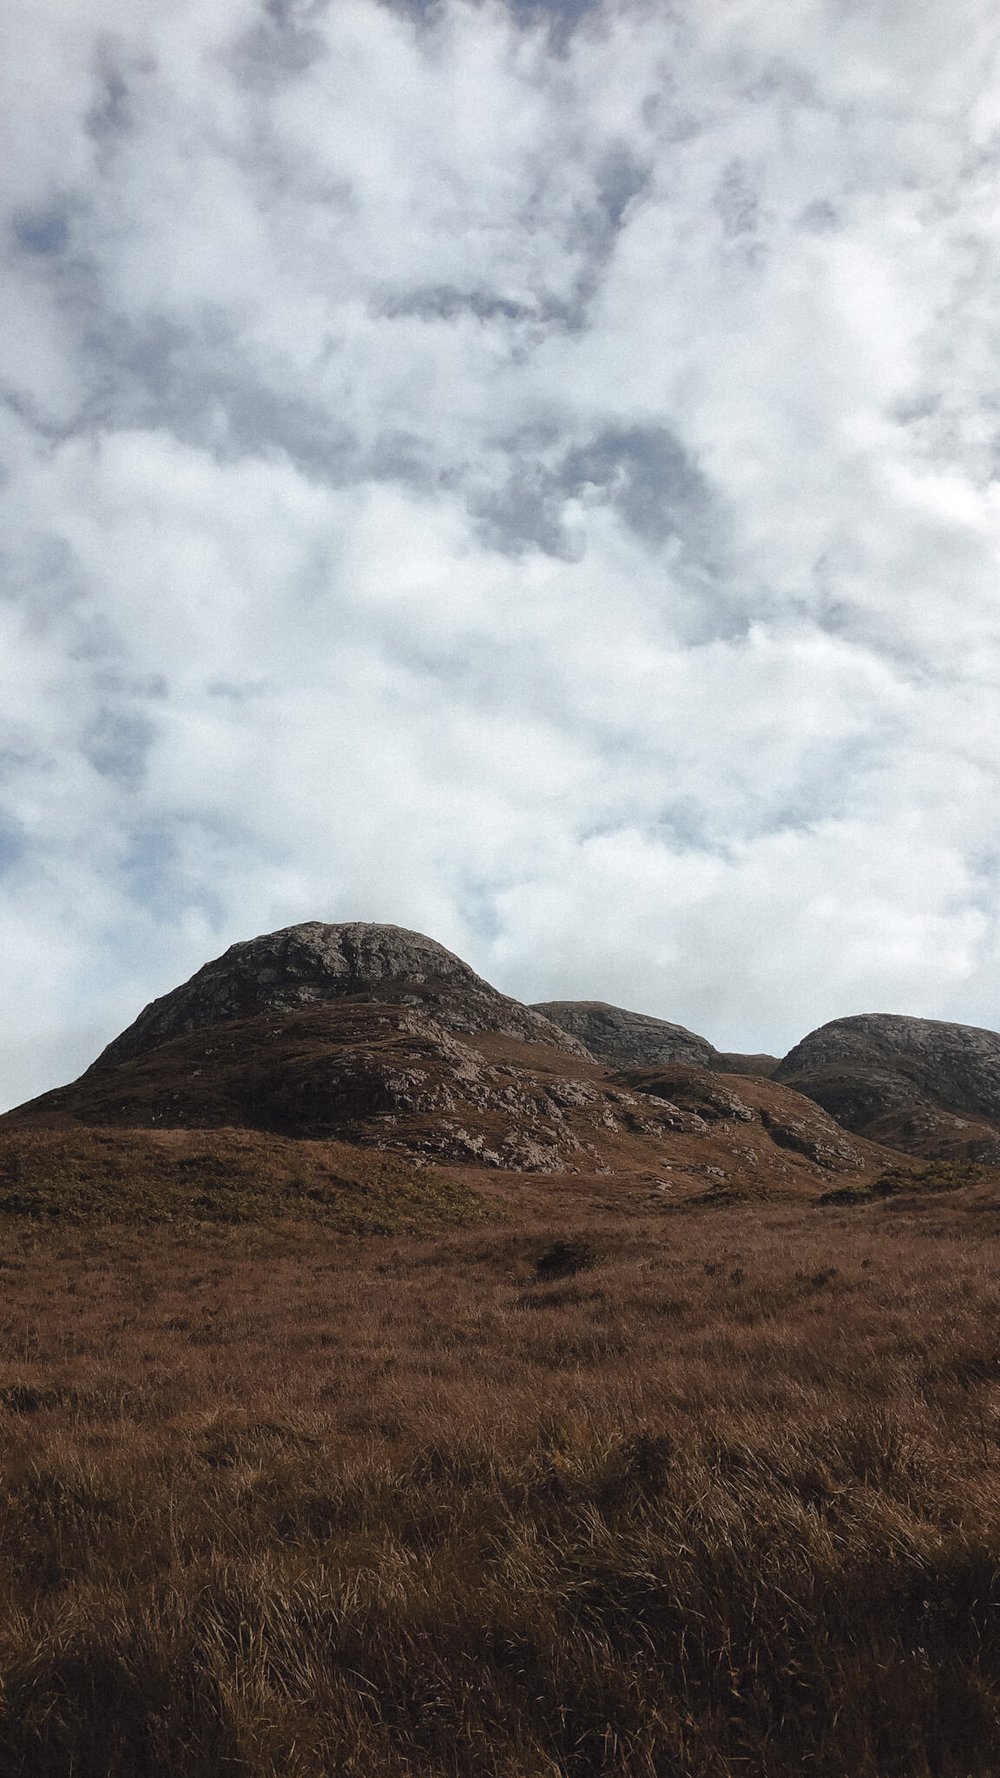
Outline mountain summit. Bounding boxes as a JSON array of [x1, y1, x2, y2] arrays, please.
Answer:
[[91, 921, 587, 1069], [531, 1000, 717, 1069], [775, 1012, 1000, 1159]]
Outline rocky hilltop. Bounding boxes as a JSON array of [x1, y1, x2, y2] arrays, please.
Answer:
[[775, 1013, 1000, 1159], [3, 922, 884, 1196], [532, 1001, 778, 1081], [93, 922, 587, 1069], [531, 1000, 717, 1069]]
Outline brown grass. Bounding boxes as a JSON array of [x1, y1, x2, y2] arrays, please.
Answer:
[[3, 1177, 1000, 1773], [0, 1125, 482, 1231]]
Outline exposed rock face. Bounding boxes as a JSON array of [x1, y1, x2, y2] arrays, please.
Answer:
[[9, 997, 880, 1186], [10, 1002, 708, 1174], [531, 1000, 716, 1069], [616, 1064, 866, 1172], [775, 1014, 1000, 1159], [92, 922, 587, 1069]]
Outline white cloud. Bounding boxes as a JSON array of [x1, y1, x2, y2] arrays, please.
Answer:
[[2, 0, 1000, 1106]]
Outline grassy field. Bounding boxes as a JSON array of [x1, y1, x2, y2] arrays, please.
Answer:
[[2, 1170, 1000, 1774]]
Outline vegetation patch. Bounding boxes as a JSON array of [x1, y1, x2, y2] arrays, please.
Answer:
[[0, 1127, 483, 1232], [873, 1159, 984, 1195], [820, 1160, 985, 1206], [534, 1236, 599, 1279]]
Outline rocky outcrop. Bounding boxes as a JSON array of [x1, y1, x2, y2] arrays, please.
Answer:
[[9, 995, 884, 1188], [531, 1000, 716, 1069], [92, 922, 587, 1069], [775, 1013, 1000, 1159], [615, 1063, 867, 1172], [9, 1001, 709, 1173]]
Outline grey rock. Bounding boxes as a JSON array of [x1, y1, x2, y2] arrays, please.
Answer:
[[616, 1061, 866, 1171], [531, 999, 716, 1069], [92, 922, 588, 1069], [775, 1013, 1000, 1157]]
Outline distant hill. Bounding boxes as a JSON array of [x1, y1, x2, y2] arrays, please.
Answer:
[[713, 1052, 779, 1079], [775, 1013, 1000, 1160], [531, 1000, 716, 1069]]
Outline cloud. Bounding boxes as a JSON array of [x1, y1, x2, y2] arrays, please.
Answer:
[[2, 0, 1000, 1106]]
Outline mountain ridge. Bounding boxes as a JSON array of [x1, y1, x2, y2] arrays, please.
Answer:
[[6, 922, 1000, 1189], [2, 920, 889, 1196]]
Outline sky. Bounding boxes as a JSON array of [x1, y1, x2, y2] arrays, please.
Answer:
[[3, 0, 1000, 1107]]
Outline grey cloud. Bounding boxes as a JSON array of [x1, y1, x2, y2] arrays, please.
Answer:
[[81, 707, 156, 790], [120, 825, 174, 910], [380, 0, 600, 32], [65, 313, 359, 479], [3, 228, 108, 435], [376, 149, 649, 340], [741, 56, 820, 108], [652, 797, 725, 857], [564, 426, 714, 547], [509, 0, 600, 19], [376, 285, 556, 325], [121, 824, 224, 924], [3, 532, 85, 623], [12, 208, 71, 256], [364, 430, 444, 491], [231, 1, 329, 88], [475, 423, 723, 564], [797, 198, 839, 233], [206, 678, 272, 703], [86, 44, 138, 145], [473, 452, 578, 558], [561, 147, 651, 299], [455, 877, 504, 944], [595, 148, 650, 233], [893, 393, 942, 424], [713, 160, 760, 238], [756, 735, 888, 836], [0, 815, 25, 875]]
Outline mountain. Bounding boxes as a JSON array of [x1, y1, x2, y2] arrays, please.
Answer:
[[775, 1013, 1000, 1159], [1, 921, 881, 1202], [531, 1000, 717, 1069], [92, 921, 588, 1067], [530, 1001, 779, 1080], [713, 1052, 779, 1078]]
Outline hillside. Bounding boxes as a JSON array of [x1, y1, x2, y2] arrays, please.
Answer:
[[531, 1000, 717, 1068], [775, 1012, 1000, 1160], [1, 922, 894, 1215]]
